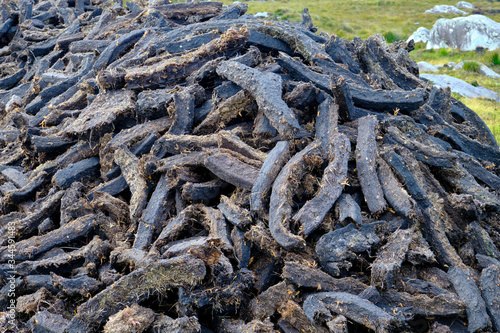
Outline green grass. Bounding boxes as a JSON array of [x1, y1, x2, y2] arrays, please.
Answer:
[[463, 61, 481, 72], [491, 53, 500, 66]]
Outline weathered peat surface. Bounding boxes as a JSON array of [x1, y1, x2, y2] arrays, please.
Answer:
[[0, 1, 499, 332]]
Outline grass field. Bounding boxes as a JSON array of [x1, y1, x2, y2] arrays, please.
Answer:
[[214, 0, 500, 142]]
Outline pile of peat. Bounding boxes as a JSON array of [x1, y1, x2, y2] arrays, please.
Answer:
[[0, 0, 500, 332]]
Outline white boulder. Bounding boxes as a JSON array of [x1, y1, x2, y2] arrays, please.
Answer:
[[420, 74, 500, 101], [417, 61, 439, 72], [456, 1, 474, 9], [427, 15, 500, 51], [407, 27, 430, 44], [425, 5, 466, 15], [479, 64, 500, 79]]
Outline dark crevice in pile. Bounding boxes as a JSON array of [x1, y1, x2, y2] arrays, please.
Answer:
[[0, 0, 499, 332]]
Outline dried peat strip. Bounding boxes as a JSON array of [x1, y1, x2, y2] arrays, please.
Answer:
[[151, 133, 218, 158], [350, 86, 427, 113], [193, 90, 255, 135], [428, 123, 500, 166], [324, 34, 362, 74], [244, 225, 281, 260], [200, 206, 233, 252], [155, 152, 203, 174], [100, 116, 172, 174], [149, 205, 197, 255], [382, 149, 466, 271], [278, 300, 327, 333], [201, 149, 260, 191], [218, 195, 252, 229], [334, 193, 363, 225], [314, 95, 339, 156], [356, 35, 424, 90], [383, 126, 455, 169], [93, 29, 149, 71], [281, 261, 367, 294], [293, 132, 350, 236], [182, 179, 227, 201], [167, 89, 195, 135], [466, 222, 500, 259], [64, 255, 206, 333], [0, 214, 98, 262], [277, 52, 331, 92], [63, 90, 136, 138], [5, 171, 48, 203], [376, 157, 414, 218], [247, 281, 294, 320], [435, 161, 500, 210], [151, 1, 223, 21], [123, 28, 250, 91], [371, 228, 414, 290], [114, 146, 150, 223], [11, 190, 65, 239], [454, 150, 500, 190], [52, 157, 100, 189], [480, 264, 500, 331], [304, 292, 405, 333], [216, 60, 301, 138], [231, 227, 251, 268], [448, 266, 491, 332], [250, 140, 291, 215], [356, 116, 387, 214], [216, 131, 267, 162], [245, 22, 330, 62], [133, 173, 174, 251], [269, 141, 322, 250], [12, 236, 112, 277], [380, 290, 466, 318]]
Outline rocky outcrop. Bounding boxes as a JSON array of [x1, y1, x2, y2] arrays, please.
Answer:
[[407, 27, 430, 44], [420, 74, 500, 101], [427, 15, 500, 51], [417, 61, 439, 72], [425, 5, 466, 15], [456, 1, 474, 9]]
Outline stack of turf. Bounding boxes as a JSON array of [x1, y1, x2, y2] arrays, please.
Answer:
[[0, 0, 499, 332]]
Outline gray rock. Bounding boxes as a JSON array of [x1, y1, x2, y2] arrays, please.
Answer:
[[425, 5, 466, 15], [452, 61, 467, 70], [417, 61, 439, 72], [420, 73, 500, 102], [427, 15, 500, 51], [456, 1, 474, 9], [479, 63, 500, 78], [407, 27, 430, 44], [454, 61, 500, 78]]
